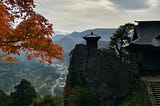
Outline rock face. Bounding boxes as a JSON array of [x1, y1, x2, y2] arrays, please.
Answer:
[[64, 44, 131, 106]]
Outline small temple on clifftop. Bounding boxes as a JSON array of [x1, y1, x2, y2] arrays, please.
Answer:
[[83, 32, 101, 48]]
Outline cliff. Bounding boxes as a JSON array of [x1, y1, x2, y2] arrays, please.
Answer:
[[64, 44, 132, 106]]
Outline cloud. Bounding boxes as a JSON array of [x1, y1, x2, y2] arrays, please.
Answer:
[[34, 0, 160, 33], [108, 0, 151, 10], [35, 0, 117, 32]]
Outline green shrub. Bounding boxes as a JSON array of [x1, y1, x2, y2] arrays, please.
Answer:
[[65, 87, 98, 106], [31, 94, 62, 106], [118, 84, 142, 106], [0, 89, 10, 106]]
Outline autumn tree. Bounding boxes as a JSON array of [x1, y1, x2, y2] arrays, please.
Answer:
[[0, 0, 63, 64], [109, 23, 135, 61]]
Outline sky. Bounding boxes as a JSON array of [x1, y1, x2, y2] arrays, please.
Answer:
[[35, 0, 160, 34]]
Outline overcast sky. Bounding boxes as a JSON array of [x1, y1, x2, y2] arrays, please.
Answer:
[[35, 0, 160, 33]]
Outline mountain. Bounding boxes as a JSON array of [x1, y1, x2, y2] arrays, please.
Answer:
[[54, 28, 116, 43], [54, 28, 116, 44], [52, 35, 65, 42], [53, 28, 116, 62], [54, 28, 116, 49], [98, 40, 110, 48], [66, 28, 116, 43], [55, 37, 76, 52]]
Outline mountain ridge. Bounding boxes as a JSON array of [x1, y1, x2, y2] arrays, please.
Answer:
[[53, 28, 116, 43], [53, 28, 116, 62]]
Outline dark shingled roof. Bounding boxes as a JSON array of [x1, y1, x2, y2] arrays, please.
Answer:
[[131, 21, 160, 47], [83, 32, 101, 39]]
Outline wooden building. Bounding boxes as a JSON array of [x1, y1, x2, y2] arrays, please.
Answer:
[[83, 32, 101, 48], [128, 21, 160, 73]]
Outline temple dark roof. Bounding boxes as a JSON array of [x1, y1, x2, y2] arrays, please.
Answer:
[[82, 32, 101, 48], [131, 21, 160, 47], [83, 32, 101, 39]]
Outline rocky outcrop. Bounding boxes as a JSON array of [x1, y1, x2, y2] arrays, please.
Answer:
[[64, 44, 132, 106]]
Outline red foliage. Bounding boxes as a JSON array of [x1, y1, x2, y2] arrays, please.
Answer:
[[0, 0, 63, 64]]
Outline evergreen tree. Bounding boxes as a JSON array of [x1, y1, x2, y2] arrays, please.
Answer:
[[10, 79, 37, 106], [0, 89, 10, 106], [109, 23, 135, 61], [64, 87, 98, 106], [31, 94, 62, 106]]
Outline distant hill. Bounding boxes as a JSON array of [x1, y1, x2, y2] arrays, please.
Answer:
[[53, 28, 116, 62], [52, 35, 65, 42], [54, 28, 116, 43], [53, 28, 116, 51], [55, 37, 76, 52], [98, 40, 110, 48], [67, 28, 116, 42]]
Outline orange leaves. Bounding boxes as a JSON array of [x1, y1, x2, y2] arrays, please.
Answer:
[[0, 0, 63, 64], [7, 57, 18, 64], [0, 55, 17, 64], [15, 13, 53, 40], [4, 0, 35, 20], [0, 2, 11, 34], [24, 40, 64, 64], [26, 54, 36, 60]]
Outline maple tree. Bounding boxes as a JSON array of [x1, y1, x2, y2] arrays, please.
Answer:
[[0, 0, 63, 64]]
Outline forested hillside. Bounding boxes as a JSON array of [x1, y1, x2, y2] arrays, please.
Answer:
[[0, 60, 67, 96]]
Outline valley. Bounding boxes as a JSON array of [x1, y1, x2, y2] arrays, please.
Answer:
[[0, 28, 115, 96]]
